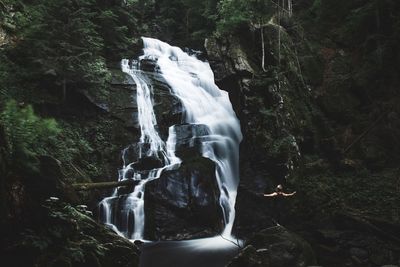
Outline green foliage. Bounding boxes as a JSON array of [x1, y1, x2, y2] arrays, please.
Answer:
[[17, 202, 109, 267], [94, 4, 139, 60], [181, 0, 218, 43], [216, 0, 273, 34], [0, 100, 60, 173], [217, 0, 250, 33], [0, 0, 144, 102], [292, 168, 400, 224], [153, 0, 218, 46], [9, 0, 109, 94]]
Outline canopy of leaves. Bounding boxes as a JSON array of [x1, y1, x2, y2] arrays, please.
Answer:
[[217, 0, 274, 33], [0, 0, 145, 100]]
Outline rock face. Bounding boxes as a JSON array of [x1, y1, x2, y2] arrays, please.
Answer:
[[227, 226, 316, 267], [95, 64, 222, 240], [204, 4, 400, 265], [300, 211, 400, 267], [145, 156, 222, 240], [80, 67, 182, 135], [173, 124, 210, 158], [205, 23, 314, 236]]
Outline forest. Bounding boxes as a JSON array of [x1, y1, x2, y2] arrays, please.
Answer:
[[1, 0, 400, 266]]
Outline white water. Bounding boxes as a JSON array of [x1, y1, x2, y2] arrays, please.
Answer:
[[122, 60, 165, 155], [141, 38, 242, 237], [99, 37, 242, 240], [99, 60, 181, 240]]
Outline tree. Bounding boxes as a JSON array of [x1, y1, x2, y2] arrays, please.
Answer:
[[8, 0, 110, 101], [217, 0, 275, 71]]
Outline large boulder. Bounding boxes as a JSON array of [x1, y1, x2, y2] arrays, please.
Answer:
[[144, 157, 222, 240], [172, 124, 210, 158], [227, 226, 316, 267]]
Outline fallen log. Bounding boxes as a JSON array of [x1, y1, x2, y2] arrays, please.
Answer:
[[72, 179, 138, 191]]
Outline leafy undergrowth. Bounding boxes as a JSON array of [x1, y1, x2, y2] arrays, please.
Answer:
[[290, 167, 400, 226], [0, 200, 139, 267]]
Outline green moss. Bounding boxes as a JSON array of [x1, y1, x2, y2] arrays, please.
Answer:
[[291, 167, 400, 224], [3, 200, 139, 267]]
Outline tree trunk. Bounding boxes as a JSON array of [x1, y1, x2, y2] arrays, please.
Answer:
[[260, 18, 267, 72], [72, 179, 139, 191]]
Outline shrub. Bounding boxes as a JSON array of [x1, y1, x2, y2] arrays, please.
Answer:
[[0, 100, 60, 174]]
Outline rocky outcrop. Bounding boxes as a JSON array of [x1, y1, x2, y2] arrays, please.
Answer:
[[205, 36, 254, 81], [204, 9, 399, 266], [299, 211, 400, 267], [173, 124, 210, 158], [145, 156, 222, 240], [206, 22, 319, 237], [227, 226, 316, 267]]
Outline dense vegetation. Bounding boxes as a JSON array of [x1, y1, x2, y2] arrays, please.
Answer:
[[1, 0, 400, 266]]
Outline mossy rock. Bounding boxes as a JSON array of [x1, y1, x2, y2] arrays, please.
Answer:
[[1, 200, 140, 267], [228, 226, 316, 267]]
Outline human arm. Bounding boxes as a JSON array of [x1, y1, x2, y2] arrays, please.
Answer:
[[282, 191, 296, 197], [263, 192, 278, 197]]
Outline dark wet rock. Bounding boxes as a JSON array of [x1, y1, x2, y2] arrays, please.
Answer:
[[233, 184, 276, 237], [227, 226, 316, 267], [173, 124, 210, 158], [183, 47, 207, 61], [131, 156, 164, 171], [151, 76, 183, 138], [140, 58, 159, 72], [76, 66, 182, 137], [144, 157, 222, 240], [205, 36, 254, 81], [77, 68, 140, 130], [121, 143, 141, 165], [122, 143, 166, 167], [205, 34, 253, 115], [300, 216, 400, 267], [349, 247, 368, 261]]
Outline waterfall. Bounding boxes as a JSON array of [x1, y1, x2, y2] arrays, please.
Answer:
[[99, 37, 242, 240], [99, 60, 181, 240], [141, 38, 242, 237]]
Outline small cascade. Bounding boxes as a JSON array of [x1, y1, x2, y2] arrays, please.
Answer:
[[99, 60, 181, 240], [121, 59, 165, 156], [99, 37, 242, 240]]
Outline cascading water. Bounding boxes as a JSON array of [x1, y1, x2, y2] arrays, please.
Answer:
[[99, 37, 242, 240], [99, 60, 181, 240], [141, 38, 242, 237]]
